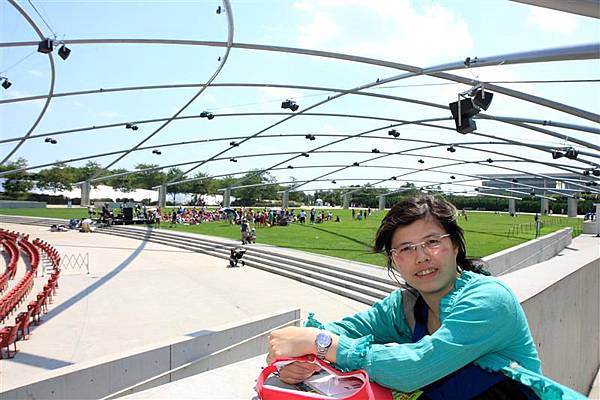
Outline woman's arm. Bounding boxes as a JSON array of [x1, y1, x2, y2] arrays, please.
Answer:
[[334, 281, 524, 392], [311, 289, 413, 344]]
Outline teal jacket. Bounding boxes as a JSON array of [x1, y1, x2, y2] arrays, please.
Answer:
[[305, 271, 586, 399]]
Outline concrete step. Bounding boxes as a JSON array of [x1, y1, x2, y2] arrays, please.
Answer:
[[99, 226, 392, 305], [105, 226, 397, 294], [1, 217, 395, 306], [110, 225, 395, 286]]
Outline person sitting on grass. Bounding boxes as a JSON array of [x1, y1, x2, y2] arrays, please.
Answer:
[[267, 195, 586, 399]]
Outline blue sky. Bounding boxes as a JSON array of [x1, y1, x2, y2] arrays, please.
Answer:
[[1, 0, 599, 195]]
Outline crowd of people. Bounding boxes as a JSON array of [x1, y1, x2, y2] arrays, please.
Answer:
[[157, 206, 343, 228]]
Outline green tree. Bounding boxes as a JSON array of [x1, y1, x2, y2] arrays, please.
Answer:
[[234, 170, 278, 206], [35, 164, 78, 192], [0, 158, 34, 199], [105, 168, 137, 192], [131, 164, 166, 190], [188, 171, 215, 195], [75, 161, 109, 185], [165, 168, 194, 204]]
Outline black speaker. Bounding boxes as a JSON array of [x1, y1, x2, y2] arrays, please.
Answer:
[[473, 89, 493, 110], [449, 98, 479, 134], [38, 38, 53, 54], [123, 207, 133, 221]]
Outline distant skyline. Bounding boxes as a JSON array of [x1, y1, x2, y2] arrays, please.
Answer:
[[1, 0, 599, 197]]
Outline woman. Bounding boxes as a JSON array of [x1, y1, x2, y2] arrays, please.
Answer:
[[267, 195, 585, 399]]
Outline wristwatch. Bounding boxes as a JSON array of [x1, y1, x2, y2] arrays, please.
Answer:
[[314, 330, 333, 359]]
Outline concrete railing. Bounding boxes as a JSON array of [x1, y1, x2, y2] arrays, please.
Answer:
[[1, 308, 301, 400], [484, 227, 573, 276], [0, 200, 46, 208], [500, 241, 600, 395]]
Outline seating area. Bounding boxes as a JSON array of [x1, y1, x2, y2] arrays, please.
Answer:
[[0, 228, 60, 359]]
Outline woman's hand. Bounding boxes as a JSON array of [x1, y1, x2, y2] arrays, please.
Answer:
[[277, 361, 321, 384], [267, 326, 320, 364]]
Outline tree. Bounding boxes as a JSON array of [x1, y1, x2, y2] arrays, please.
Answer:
[[105, 168, 137, 192], [131, 164, 166, 190], [75, 161, 109, 185], [234, 170, 278, 206], [0, 158, 34, 199], [165, 168, 194, 204], [35, 164, 78, 192], [188, 171, 215, 195]]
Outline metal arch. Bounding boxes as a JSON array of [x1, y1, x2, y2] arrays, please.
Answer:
[[3, 82, 598, 136], [2, 38, 598, 121], [0, 115, 454, 177], [477, 115, 600, 152], [2, 44, 598, 182], [321, 141, 598, 195], [165, 43, 600, 183], [282, 119, 597, 193], [0, 112, 447, 145], [508, 0, 600, 19], [2, 120, 594, 195], [1, 0, 56, 166], [2, 39, 596, 194], [0, 82, 447, 111], [1, 109, 596, 179], [474, 115, 600, 135], [385, 156, 598, 195], [88, 0, 235, 179]]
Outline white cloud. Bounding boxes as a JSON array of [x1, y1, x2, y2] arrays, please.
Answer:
[[1, 89, 36, 100], [527, 6, 577, 34], [293, 0, 473, 66], [27, 69, 44, 77], [297, 12, 341, 49], [257, 86, 305, 100], [97, 110, 119, 118]]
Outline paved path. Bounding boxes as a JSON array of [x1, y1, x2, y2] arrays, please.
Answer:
[[0, 222, 373, 390]]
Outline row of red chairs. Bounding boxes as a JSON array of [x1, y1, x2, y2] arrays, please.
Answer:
[[1, 238, 19, 292], [0, 233, 40, 322], [1, 229, 21, 289], [0, 232, 60, 359]]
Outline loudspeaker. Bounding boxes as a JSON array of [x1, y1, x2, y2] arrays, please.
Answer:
[[123, 207, 133, 221], [473, 89, 493, 110], [449, 98, 479, 134], [38, 39, 53, 54]]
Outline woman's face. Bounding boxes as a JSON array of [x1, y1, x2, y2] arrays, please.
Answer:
[[390, 216, 459, 298]]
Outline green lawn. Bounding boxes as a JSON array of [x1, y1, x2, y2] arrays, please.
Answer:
[[0, 207, 581, 267]]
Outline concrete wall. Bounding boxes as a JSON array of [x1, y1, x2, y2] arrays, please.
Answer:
[[1, 309, 301, 400], [483, 228, 572, 276], [583, 220, 599, 235], [500, 245, 600, 394], [0, 200, 46, 208]]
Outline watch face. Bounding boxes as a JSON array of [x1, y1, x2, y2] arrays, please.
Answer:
[[316, 332, 332, 347]]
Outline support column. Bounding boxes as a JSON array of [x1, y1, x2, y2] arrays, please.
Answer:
[[378, 196, 385, 211], [540, 198, 549, 214], [508, 198, 516, 214], [342, 194, 350, 209], [282, 190, 289, 209], [158, 185, 167, 208], [80, 181, 91, 206], [595, 203, 600, 237], [223, 188, 231, 208], [567, 197, 578, 217]]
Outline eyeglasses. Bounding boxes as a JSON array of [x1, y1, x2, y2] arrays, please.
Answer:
[[390, 234, 451, 261]]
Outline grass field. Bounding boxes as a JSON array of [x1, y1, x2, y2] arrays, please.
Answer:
[[0, 207, 582, 267]]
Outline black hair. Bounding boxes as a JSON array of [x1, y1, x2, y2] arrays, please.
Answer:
[[374, 195, 489, 284]]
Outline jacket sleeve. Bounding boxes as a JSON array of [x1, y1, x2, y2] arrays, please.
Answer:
[[306, 290, 413, 345], [334, 280, 522, 392]]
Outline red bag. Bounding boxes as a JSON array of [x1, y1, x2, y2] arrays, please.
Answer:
[[255, 355, 393, 400]]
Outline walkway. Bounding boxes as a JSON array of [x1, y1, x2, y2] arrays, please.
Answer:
[[0, 221, 371, 391]]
